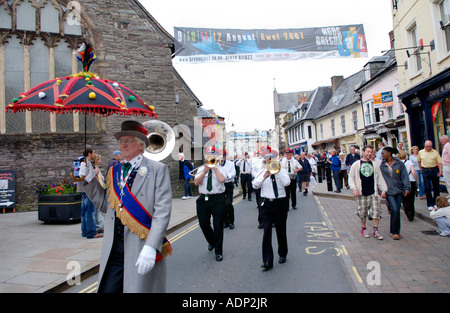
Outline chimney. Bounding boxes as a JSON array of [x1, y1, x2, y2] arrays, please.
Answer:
[[331, 76, 343, 93]]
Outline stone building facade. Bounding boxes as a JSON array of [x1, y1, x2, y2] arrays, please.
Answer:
[[0, 0, 199, 209]]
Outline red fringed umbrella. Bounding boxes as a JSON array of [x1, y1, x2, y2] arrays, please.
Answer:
[[6, 42, 157, 148], [7, 73, 157, 118]]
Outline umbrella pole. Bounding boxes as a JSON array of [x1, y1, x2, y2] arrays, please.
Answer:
[[84, 111, 87, 151]]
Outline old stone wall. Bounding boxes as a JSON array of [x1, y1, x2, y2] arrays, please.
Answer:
[[0, 0, 199, 208]]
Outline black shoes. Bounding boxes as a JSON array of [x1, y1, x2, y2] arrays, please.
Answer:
[[216, 254, 223, 262], [278, 257, 286, 264], [208, 244, 214, 251], [261, 262, 273, 271]]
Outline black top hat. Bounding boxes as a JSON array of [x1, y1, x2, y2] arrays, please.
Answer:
[[114, 120, 150, 147]]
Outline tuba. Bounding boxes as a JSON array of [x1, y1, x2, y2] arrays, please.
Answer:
[[266, 159, 281, 175], [142, 120, 175, 162]]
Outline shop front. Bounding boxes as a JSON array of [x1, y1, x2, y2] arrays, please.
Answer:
[[400, 68, 450, 152]]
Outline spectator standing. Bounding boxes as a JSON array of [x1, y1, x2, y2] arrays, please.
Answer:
[[375, 142, 386, 160], [345, 146, 360, 168], [339, 152, 349, 190], [107, 150, 121, 174], [418, 140, 443, 210], [178, 153, 194, 200], [297, 152, 312, 196], [440, 135, 450, 197], [410, 146, 425, 200], [380, 147, 411, 240], [328, 149, 341, 193]]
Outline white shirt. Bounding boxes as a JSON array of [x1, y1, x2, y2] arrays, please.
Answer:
[[252, 168, 291, 199], [280, 157, 302, 178], [220, 160, 236, 183], [251, 157, 263, 177], [79, 158, 96, 183], [236, 158, 252, 174], [195, 165, 226, 194]]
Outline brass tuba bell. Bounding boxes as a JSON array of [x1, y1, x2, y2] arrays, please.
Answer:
[[266, 159, 281, 175], [142, 120, 175, 162]]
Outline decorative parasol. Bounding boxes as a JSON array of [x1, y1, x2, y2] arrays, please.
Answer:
[[7, 42, 157, 118]]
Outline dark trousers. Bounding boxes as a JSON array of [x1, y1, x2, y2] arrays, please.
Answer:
[[98, 217, 124, 293], [332, 170, 341, 192], [261, 197, 288, 265], [196, 193, 225, 255], [402, 181, 416, 221], [422, 167, 440, 207], [285, 178, 297, 208], [223, 182, 235, 226], [240, 173, 252, 199]]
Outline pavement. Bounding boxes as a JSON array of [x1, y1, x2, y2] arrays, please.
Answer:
[[0, 180, 448, 293]]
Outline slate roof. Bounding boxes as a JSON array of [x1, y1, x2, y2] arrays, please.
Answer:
[[315, 70, 365, 119], [275, 90, 314, 113]]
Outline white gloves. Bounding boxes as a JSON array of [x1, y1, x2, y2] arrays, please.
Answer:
[[135, 245, 156, 275]]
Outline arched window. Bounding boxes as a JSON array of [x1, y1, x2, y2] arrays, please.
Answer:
[[0, 0, 100, 134]]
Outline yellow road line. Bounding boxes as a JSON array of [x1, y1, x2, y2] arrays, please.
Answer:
[[79, 281, 98, 293], [352, 266, 364, 284]]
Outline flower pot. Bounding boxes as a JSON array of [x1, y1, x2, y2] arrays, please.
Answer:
[[38, 193, 82, 222]]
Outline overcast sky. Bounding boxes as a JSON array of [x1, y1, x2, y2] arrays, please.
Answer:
[[140, 0, 394, 132]]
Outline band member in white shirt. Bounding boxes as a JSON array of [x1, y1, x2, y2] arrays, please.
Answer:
[[251, 150, 264, 227], [195, 147, 227, 261], [220, 149, 237, 229], [236, 152, 252, 201], [252, 148, 291, 271], [279, 149, 302, 210]]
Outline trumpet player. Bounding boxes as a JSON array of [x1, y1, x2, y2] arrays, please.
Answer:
[[220, 150, 237, 229], [194, 147, 227, 261], [236, 152, 252, 201], [280, 149, 302, 210], [252, 148, 291, 271]]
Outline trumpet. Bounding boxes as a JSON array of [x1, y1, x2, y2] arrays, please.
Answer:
[[188, 155, 223, 176], [266, 159, 281, 175]]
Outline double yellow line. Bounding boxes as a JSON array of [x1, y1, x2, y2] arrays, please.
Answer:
[[78, 196, 242, 293]]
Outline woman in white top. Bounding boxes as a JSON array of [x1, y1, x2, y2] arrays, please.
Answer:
[[398, 151, 417, 221], [409, 145, 425, 199]]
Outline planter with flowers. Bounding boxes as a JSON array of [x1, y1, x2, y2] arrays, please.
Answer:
[[37, 181, 81, 222]]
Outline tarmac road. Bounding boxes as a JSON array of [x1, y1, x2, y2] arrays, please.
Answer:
[[66, 191, 356, 293]]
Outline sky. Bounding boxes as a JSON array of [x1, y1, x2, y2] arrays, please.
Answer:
[[140, 0, 394, 132]]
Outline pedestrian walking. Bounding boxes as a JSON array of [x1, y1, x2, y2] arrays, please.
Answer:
[[297, 152, 312, 196], [280, 149, 302, 209], [348, 145, 387, 240], [431, 196, 450, 237], [92, 153, 105, 233], [328, 149, 341, 193], [236, 152, 252, 201], [417, 140, 443, 210], [380, 146, 411, 240], [178, 153, 194, 199], [252, 149, 291, 271], [409, 146, 425, 199], [220, 150, 236, 229], [398, 150, 418, 221], [194, 147, 227, 262], [81, 120, 173, 292]]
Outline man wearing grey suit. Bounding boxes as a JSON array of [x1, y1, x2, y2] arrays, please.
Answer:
[[80, 120, 172, 293]]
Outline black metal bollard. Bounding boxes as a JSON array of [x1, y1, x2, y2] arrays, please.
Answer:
[[325, 162, 333, 191], [317, 161, 324, 183]]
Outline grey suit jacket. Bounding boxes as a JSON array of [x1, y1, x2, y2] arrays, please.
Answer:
[[81, 156, 172, 293]]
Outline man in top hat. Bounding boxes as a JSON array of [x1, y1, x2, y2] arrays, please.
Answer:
[[252, 148, 291, 271], [80, 120, 172, 293], [280, 149, 302, 210], [194, 146, 227, 261]]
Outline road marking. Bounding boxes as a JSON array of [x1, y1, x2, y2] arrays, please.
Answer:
[[352, 267, 364, 284], [79, 281, 98, 293]]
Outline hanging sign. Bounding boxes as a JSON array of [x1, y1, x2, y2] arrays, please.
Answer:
[[173, 24, 368, 64], [373, 91, 394, 109]]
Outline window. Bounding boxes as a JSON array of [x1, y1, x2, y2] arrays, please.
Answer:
[[319, 123, 323, 139], [301, 123, 305, 139], [0, 0, 100, 134], [308, 125, 312, 139], [364, 101, 373, 125], [330, 119, 335, 137], [441, 0, 450, 53], [340, 115, 346, 134], [352, 110, 358, 131], [406, 22, 422, 75]]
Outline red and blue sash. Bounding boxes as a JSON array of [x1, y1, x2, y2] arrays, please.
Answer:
[[106, 163, 172, 263]]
